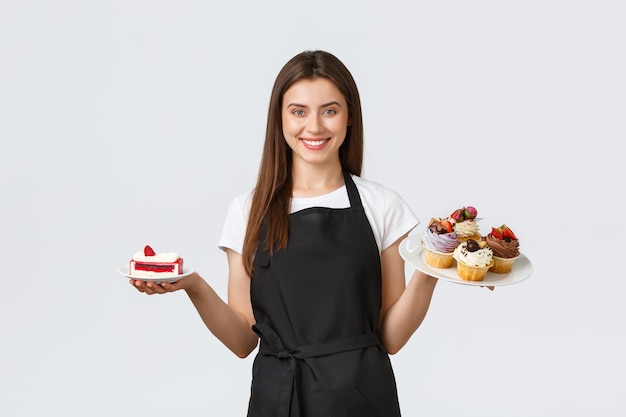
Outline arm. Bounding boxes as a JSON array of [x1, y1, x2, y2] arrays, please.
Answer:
[[130, 248, 258, 358], [377, 234, 438, 355]]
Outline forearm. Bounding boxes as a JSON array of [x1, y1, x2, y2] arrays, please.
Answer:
[[378, 270, 438, 354], [185, 274, 258, 358]]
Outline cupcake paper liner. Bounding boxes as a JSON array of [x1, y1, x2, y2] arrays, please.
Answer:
[[455, 260, 493, 281], [456, 233, 482, 243], [489, 255, 519, 274], [423, 247, 455, 269]]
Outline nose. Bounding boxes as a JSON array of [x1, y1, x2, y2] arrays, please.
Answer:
[[306, 114, 323, 134]]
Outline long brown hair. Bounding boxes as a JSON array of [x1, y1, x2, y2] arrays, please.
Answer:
[[242, 50, 364, 276]]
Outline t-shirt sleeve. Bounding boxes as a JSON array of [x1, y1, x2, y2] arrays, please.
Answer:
[[218, 191, 252, 254], [381, 187, 420, 251]]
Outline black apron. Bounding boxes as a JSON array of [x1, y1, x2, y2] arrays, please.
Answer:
[[249, 171, 401, 417]]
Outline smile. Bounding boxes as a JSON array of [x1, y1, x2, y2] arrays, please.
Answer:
[[301, 138, 329, 149]]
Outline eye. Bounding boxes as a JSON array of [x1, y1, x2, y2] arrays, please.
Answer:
[[323, 109, 337, 115], [292, 109, 305, 116]]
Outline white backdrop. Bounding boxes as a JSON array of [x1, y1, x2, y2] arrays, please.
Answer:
[[1, 1, 624, 416]]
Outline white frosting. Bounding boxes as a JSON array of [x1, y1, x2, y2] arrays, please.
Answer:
[[453, 242, 492, 267], [132, 251, 180, 262], [453, 219, 480, 238]]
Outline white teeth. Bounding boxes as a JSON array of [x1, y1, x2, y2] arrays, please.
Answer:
[[303, 139, 326, 146]]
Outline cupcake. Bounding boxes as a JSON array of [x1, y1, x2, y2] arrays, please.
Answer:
[[485, 224, 520, 273], [421, 218, 458, 268], [453, 239, 493, 281], [449, 206, 481, 242]]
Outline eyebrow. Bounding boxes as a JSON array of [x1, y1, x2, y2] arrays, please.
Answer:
[[286, 101, 343, 108]]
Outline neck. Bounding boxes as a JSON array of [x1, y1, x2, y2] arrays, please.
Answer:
[[291, 161, 344, 198]]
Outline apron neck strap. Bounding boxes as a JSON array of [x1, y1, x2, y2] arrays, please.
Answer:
[[342, 170, 363, 209]]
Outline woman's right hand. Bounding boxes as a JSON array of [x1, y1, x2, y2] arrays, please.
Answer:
[[129, 272, 200, 295]]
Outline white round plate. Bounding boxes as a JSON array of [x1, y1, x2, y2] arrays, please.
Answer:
[[399, 237, 533, 287], [117, 265, 195, 283]]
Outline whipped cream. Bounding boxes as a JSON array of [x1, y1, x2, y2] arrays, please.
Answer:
[[453, 241, 492, 267], [453, 219, 480, 238], [132, 251, 180, 262]]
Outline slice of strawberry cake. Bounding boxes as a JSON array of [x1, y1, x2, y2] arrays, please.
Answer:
[[129, 245, 184, 278]]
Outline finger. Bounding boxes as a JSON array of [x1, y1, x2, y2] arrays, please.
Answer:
[[131, 279, 159, 294], [145, 281, 167, 294], [130, 279, 147, 292], [159, 276, 189, 292]]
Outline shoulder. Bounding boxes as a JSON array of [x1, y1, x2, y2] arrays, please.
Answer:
[[219, 189, 255, 254], [352, 174, 385, 195], [227, 188, 255, 215], [352, 174, 419, 251], [352, 175, 406, 206]]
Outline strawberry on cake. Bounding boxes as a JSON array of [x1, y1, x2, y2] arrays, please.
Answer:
[[130, 245, 184, 278]]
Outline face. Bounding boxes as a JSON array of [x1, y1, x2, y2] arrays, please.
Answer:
[[281, 77, 350, 169]]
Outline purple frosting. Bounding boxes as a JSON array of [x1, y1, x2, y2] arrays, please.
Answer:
[[421, 229, 458, 253]]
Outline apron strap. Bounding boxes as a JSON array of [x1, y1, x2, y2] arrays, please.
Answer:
[[342, 170, 364, 210]]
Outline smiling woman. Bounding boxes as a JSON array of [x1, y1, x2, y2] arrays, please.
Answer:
[[282, 78, 350, 176], [129, 50, 438, 417]]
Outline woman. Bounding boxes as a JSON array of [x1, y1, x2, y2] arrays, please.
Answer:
[[131, 50, 438, 417]]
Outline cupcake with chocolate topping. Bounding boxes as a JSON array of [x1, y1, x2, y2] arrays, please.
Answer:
[[421, 218, 458, 268], [453, 238, 493, 281], [485, 224, 520, 273], [449, 206, 482, 243]]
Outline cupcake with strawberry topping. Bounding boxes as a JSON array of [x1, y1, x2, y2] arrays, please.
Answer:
[[421, 217, 458, 268], [449, 205, 482, 243], [485, 224, 520, 273]]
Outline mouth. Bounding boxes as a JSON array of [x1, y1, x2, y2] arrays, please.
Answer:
[[300, 138, 330, 149]]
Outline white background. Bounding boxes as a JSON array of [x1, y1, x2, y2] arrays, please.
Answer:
[[1, 1, 624, 416]]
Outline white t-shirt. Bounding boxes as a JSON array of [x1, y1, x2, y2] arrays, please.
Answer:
[[218, 175, 419, 254]]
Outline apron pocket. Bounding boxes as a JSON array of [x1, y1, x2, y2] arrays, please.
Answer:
[[253, 249, 270, 268]]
